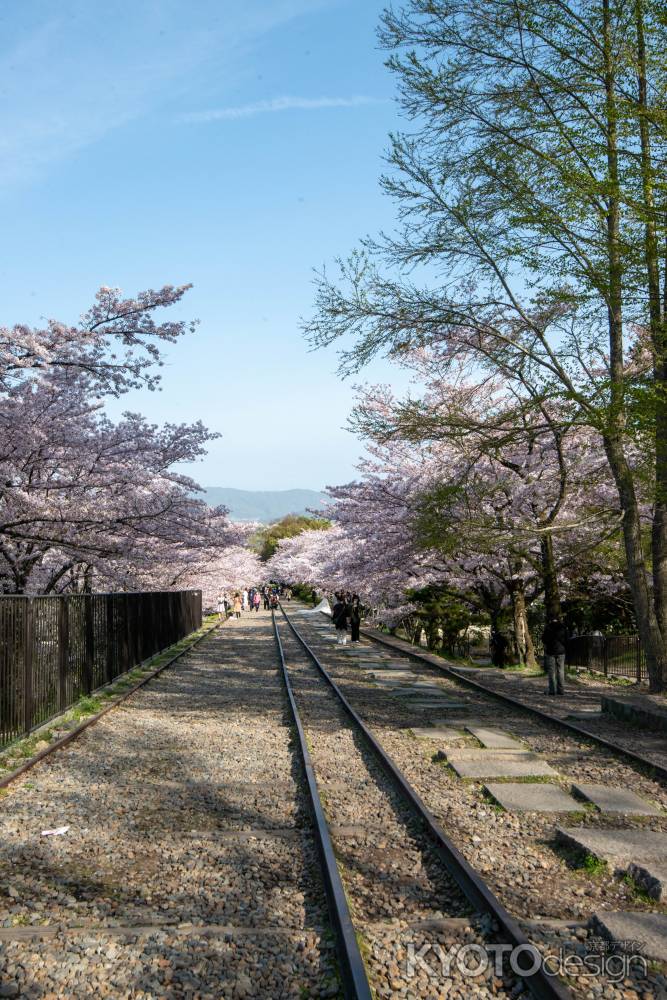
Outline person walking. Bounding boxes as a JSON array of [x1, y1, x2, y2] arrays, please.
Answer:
[[263, 587, 270, 611], [542, 617, 567, 695], [217, 595, 226, 621], [490, 629, 509, 668], [349, 595, 361, 643], [233, 593, 242, 619], [242, 589, 249, 612], [253, 591, 261, 612], [332, 594, 349, 645]]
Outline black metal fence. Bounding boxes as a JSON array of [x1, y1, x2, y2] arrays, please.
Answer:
[[0, 590, 202, 749], [566, 633, 645, 682]]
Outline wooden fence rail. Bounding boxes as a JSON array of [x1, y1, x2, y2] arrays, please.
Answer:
[[0, 590, 202, 749]]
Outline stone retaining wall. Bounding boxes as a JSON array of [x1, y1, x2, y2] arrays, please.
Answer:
[[601, 693, 667, 733]]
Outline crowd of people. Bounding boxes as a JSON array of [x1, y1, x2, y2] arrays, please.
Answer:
[[215, 585, 362, 648], [216, 584, 293, 619]]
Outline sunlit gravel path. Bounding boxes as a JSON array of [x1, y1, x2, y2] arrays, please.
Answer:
[[0, 610, 339, 999]]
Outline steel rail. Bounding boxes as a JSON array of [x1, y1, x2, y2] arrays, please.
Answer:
[[0, 619, 223, 791], [271, 612, 373, 1000], [283, 606, 573, 1000], [361, 628, 667, 784]]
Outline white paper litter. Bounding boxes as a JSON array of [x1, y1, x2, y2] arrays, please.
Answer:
[[41, 825, 70, 837]]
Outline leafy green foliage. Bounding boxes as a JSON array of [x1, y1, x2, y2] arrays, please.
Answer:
[[405, 584, 476, 652], [254, 514, 330, 562]]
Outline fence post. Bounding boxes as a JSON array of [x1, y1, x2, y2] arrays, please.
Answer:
[[83, 596, 94, 695], [23, 598, 34, 736], [58, 597, 69, 711], [106, 595, 115, 685], [124, 595, 131, 670], [636, 637, 642, 685], [603, 637, 609, 678]]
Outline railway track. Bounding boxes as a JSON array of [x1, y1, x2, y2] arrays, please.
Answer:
[[278, 603, 667, 999], [274, 606, 571, 1000], [2, 606, 665, 997]]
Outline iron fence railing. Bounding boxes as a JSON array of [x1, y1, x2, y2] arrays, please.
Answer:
[[565, 633, 645, 682], [0, 590, 202, 749]]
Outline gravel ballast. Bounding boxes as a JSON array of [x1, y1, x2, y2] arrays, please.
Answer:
[[285, 607, 667, 1000], [0, 613, 339, 998]]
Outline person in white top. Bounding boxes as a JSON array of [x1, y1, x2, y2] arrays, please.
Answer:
[[242, 589, 249, 611]]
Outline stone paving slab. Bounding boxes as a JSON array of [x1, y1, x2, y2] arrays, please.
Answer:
[[363, 664, 416, 672], [371, 674, 413, 683], [343, 648, 385, 655], [397, 699, 468, 709], [402, 681, 444, 689], [572, 782, 661, 816], [429, 716, 478, 727], [393, 686, 445, 697], [465, 727, 525, 750], [366, 661, 413, 669], [484, 782, 581, 813], [627, 860, 667, 901], [446, 748, 537, 761], [448, 754, 559, 779], [409, 727, 463, 740], [556, 827, 667, 867], [592, 910, 667, 962], [403, 699, 464, 711], [368, 671, 418, 681]]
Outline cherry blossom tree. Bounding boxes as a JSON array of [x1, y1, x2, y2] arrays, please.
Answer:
[[271, 371, 627, 665], [0, 284, 252, 599], [0, 284, 195, 395]]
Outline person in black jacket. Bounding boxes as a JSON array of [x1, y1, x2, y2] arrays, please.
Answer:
[[542, 617, 567, 695], [349, 595, 361, 643], [332, 594, 349, 645]]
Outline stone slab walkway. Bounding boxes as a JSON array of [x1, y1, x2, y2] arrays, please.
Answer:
[[362, 629, 667, 772]]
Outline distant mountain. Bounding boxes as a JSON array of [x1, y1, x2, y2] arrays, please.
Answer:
[[202, 487, 330, 523]]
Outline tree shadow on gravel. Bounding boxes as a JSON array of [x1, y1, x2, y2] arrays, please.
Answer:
[[0, 620, 344, 996]]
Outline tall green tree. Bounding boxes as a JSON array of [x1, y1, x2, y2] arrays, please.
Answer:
[[304, 0, 667, 690]]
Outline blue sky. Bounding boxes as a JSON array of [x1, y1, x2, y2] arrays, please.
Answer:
[[0, 0, 410, 491]]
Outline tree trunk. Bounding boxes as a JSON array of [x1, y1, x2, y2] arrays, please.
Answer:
[[633, 0, 667, 646], [510, 580, 537, 669], [540, 531, 561, 619], [599, 0, 665, 692], [604, 434, 667, 690]]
